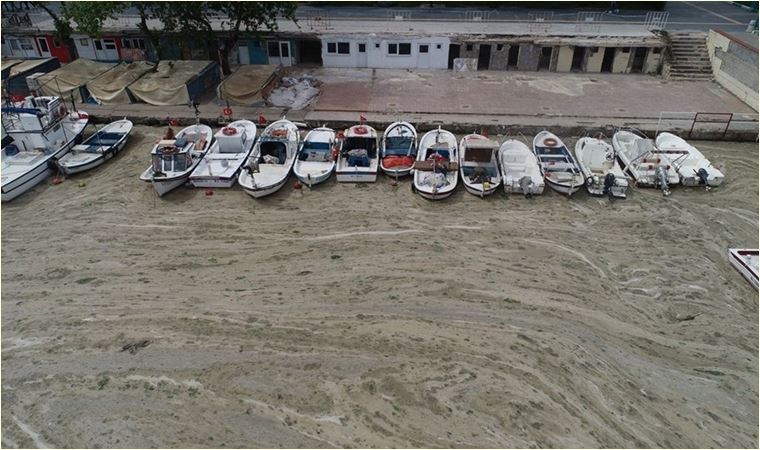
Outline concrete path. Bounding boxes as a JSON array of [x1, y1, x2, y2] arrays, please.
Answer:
[[77, 68, 757, 140]]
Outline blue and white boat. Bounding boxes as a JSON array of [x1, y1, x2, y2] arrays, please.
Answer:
[[532, 130, 584, 196], [1, 96, 88, 202], [57, 119, 133, 175], [293, 126, 336, 187]]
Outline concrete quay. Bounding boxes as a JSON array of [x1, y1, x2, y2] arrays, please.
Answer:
[[78, 68, 758, 141]]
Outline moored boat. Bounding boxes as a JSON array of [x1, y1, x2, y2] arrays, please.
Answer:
[[1, 96, 89, 202], [189, 120, 257, 188], [139, 123, 213, 196], [57, 118, 133, 176], [412, 126, 459, 200], [459, 133, 501, 197], [335, 124, 379, 183], [498, 139, 544, 198], [574, 136, 628, 199], [380, 121, 417, 178], [238, 119, 300, 198], [612, 129, 679, 196], [532, 130, 584, 196], [728, 248, 759, 291], [293, 126, 336, 188], [655, 132, 724, 189]]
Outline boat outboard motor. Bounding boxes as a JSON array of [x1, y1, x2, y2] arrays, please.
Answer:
[[654, 166, 671, 196], [695, 168, 710, 190], [602, 173, 616, 199], [518, 175, 533, 199]]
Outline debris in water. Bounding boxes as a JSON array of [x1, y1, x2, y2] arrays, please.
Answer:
[[267, 76, 321, 110], [120, 340, 151, 354]]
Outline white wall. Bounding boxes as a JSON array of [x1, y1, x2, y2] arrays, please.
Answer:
[[3, 35, 39, 58], [321, 35, 449, 70]]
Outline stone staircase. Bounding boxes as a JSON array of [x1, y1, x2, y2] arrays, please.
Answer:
[[663, 32, 714, 81]]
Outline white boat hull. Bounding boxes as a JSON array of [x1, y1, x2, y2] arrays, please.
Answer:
[[295, 170, 333, 187], [242, 177, 289, 198], [503, 182, 544, 196], [189, 176, 237, 189], [1, 130, 84, 202], [463, 182, 499, 197], [380, 165, 412, 177], [729, 249, 759, 291], [336, 169, 377, 183], [416, 186, 455, 200], [545, 177, 582, 196], [60, 137, 128, 175], [147, 175, 188, 197]]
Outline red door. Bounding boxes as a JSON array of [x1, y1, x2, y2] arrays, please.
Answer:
[[47, 35, 73, 63]]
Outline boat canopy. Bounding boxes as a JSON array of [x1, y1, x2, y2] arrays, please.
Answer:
[[464, 147, 496, 162]]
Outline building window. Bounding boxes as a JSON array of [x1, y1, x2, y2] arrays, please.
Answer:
[[53, 38, 61, 48], [388, 43, 398, 54], [104, 39, 116, 50], [20, 39, 33, 50], [80, 38, 89, 46], [268, 41, 280, 57], [419, 44, 429, 53], [398, 43, 411, 55], [358, 43, 366, 53], [123, 39, 132, 49], [375, 43, 380, 48], [327, 42, 336, 53], [436, 44, 441, 49], [10, 40, 19, 50], [497, 44, 503, 51], [652, 47, 662, 54], [337, 42, 350, 54], [94, 40, 103, 50], [466, 44, 473, 51]]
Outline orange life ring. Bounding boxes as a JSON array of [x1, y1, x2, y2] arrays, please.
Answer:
[[331, 147, 339, 160], [222, 127, 237, 136], [78, 112, 89, 120], [271, 128, 288, 138], [543, 137, 558, 147], [223, 107, 233, 116], [354, 126, 368, 135], [10, 94, 25, 103]]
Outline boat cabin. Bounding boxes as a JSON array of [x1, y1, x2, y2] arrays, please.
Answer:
[[1, 96, 67, 133], [152, 140, 193, 174], [462, 138, 499, 178], [299, 140, 332, 162], [216, 126, 249, 154]]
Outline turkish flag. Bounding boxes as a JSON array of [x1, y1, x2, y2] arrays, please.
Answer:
[[258, 115, 267, 125], [359, 114, 367, 122]]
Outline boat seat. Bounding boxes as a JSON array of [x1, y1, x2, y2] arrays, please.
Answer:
[[587, 151, 612, 171], [73, 144, 108, 153]]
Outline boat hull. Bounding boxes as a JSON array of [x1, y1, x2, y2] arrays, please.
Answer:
[[60, 137, 128, 175], [242, 178, 289, 198], [1, 129, 85, 202], [295, 170, 333, 187], [585, 183, 627, 198], [463, 182, 499, 197], [729, 249, 759, 291], [380, 165, 413, 178], [190, 176, 237, 189], [545, 177, 582, 196], [336, 170, 377, 183]]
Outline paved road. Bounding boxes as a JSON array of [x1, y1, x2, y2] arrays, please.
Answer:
[[296, 1, 758, 32]]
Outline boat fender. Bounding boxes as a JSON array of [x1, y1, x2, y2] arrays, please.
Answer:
[[331, 147, 339, 160], [585, 176, 594, 187], [543, 137, 557, 147], [222, 127, 237, 136], [354, 126, 368, 135]]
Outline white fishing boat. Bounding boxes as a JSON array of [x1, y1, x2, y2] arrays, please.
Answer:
[[412, 126, 459, 200], [574, 136, 628, 199], [728, 248, 759, 291], [380, 121, 418, 178], [139, 123, 213, 196], [57, 118, 133, 176], [335, 124, 379, 183], [293, 126, 336, 188], [498, 139, 544, 198], [238, 119, 299, 198], [189, 120, 256, 188], [459, 133, 501, 197], [1, 96, 88, 202], [655, 132, 724, 188], [612, 129, 679, 196], [532, 131, 584, 196]]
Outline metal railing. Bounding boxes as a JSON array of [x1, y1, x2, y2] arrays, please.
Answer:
[[386, 10, 412, 21], [576, 12, 603, 32], [645, 11, 669, 31], [464, 11, 493, 22]]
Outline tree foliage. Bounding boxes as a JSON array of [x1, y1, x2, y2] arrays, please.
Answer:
[[60, 2, 125, 37]]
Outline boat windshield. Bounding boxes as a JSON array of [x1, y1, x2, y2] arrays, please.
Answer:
[[152, 153, 191, 173]]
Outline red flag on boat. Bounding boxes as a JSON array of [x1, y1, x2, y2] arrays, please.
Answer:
[[359, 114, 367, 122], [258, 115, 267, 125]]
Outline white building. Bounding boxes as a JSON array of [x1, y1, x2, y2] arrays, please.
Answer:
[[71, 34, 120, 61], [320, 35, 449, 70]]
